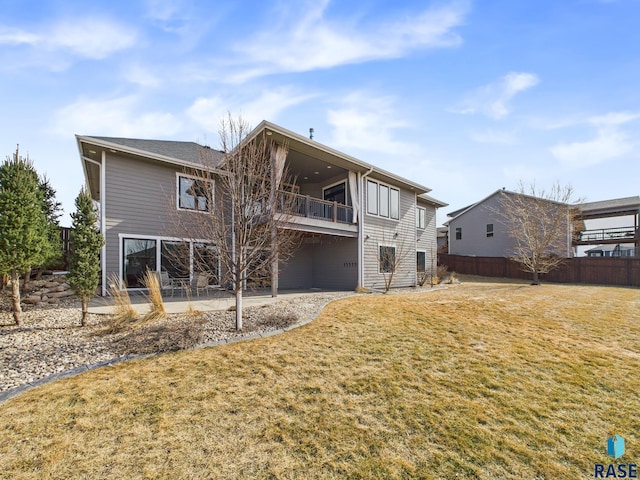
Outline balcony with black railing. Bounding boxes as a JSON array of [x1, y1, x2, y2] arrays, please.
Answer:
[[277, 191, 356, 233], [576, 226, 638, 244]]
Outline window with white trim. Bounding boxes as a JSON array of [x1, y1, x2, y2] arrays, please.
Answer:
[[416, 251, 426, 273], [379, 184, 389, 217], [367, 180, 399, 220], [178, 174, 212, 212], [416, 207, 426, 229], [486, 223, 494, 238], [455, 227, 462, 240], [379, 245, 396, 273], [367, 180, 378, 215]]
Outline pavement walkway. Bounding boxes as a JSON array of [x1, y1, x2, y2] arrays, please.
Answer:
[[88, 289, 338, 315]]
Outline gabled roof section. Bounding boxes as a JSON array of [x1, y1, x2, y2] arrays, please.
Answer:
[[446, 189, 505, 222], [249, 120, 434, 194], [418, 193, 448, 208], [76, 135, 225, 169], [447, 188, 570, 223], [576, 196, 640, 218]]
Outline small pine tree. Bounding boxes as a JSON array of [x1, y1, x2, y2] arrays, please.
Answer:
[[68, 188, 104, 326], [0, 147, 49, 325], [39, 176, 63, 271]]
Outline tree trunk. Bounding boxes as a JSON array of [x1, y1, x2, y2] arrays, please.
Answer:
[[23, 268, 31, 291], [235, 289, 243, 331], [532, 270, 540, 285], [35, 267, 44, 281], [271, 225, 278, 298], [81, 299, 88, 327], [11, 270, 22, 326]]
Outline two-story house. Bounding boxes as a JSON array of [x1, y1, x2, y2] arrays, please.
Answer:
[[446, 189, 573, 258], [77, 120, 446, 295]]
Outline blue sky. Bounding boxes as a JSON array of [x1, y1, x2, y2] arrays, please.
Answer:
[[1, 0, 639, 226]]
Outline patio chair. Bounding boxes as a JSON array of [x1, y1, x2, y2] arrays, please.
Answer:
[[194, 272, 215, 297], [159, 271, 178, 298]]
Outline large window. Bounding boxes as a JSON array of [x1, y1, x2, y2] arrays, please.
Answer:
[[367, 180, 399, 220], [379, 245, 396, 273], [123, 238, 157, 288], [121, 236, 220, 289], [390, 188, 399, 220], [193, 243, 220, 285], [161, 241, 190, 279], [323, 181, 346, 204], [417, 251, 426, 273], [367, 180, 378, 215], [416, 207, 426, 229], [178, 175, 211, 212], [379, 185, 389, 217]]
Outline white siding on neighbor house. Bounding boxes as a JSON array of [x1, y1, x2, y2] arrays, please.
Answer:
[[362, 178, 417, 289]]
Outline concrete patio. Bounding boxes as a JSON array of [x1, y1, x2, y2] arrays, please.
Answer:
[[88, 288, 346, 315]]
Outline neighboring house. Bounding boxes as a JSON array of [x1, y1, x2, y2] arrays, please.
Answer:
[[445, 189, 572, 258], [77, 120, 447, 295]]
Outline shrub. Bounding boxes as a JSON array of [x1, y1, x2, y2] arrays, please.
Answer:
[[141, 270, 165, 322], [105, 273, 137, 332]]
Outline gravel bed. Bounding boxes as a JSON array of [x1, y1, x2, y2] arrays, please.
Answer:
[[1, 286, 443, 398], [0, 291, 355, 395]]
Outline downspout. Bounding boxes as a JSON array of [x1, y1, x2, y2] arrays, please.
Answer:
[[358, 167, 374, 290], [100, 152, 107, 296]]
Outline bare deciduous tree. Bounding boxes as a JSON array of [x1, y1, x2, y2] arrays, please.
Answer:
[[169, 115, 300, 330], [494, 182, 579, 285]]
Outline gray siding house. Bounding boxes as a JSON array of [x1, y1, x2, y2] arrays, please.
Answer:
[[77, 120, 447, 295], [446, 189, 572, 258]]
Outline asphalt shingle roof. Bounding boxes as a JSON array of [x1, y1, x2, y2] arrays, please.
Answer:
[[91, 136, 224, 166]]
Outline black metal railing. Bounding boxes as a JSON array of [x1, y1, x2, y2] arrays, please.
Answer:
[[280, 191, 354, 224], [578, 226, 638, 243]]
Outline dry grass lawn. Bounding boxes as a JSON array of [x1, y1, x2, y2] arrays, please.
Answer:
[[1, 280, 639, 479]]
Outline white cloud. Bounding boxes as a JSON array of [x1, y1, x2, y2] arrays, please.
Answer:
[[453, 72, 540, 119], [187, 87, 317, 131], [549, 110, 640, 167], [123, 64, 162, 88], [550, 130, 634, 167], [225, 0, 469, 82], [470, 129, 516, 144], [51, 96, 181, 138], [48, 19, 137, 59], [327, 92, 420, 155], [0, 18, 137, 62], [588, 111, 640, 126], [0, 27, 39, 45]]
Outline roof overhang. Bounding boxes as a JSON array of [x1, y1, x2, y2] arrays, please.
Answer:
[[249, 120, 432, 194]]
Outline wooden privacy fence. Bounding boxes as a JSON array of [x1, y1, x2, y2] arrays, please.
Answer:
[[438, 254, 640, 287]]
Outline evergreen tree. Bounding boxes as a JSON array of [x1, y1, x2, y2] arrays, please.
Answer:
[[0, 147, 49, 325], [38, 176, 63, 271], [68, 188, 104, 326]]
